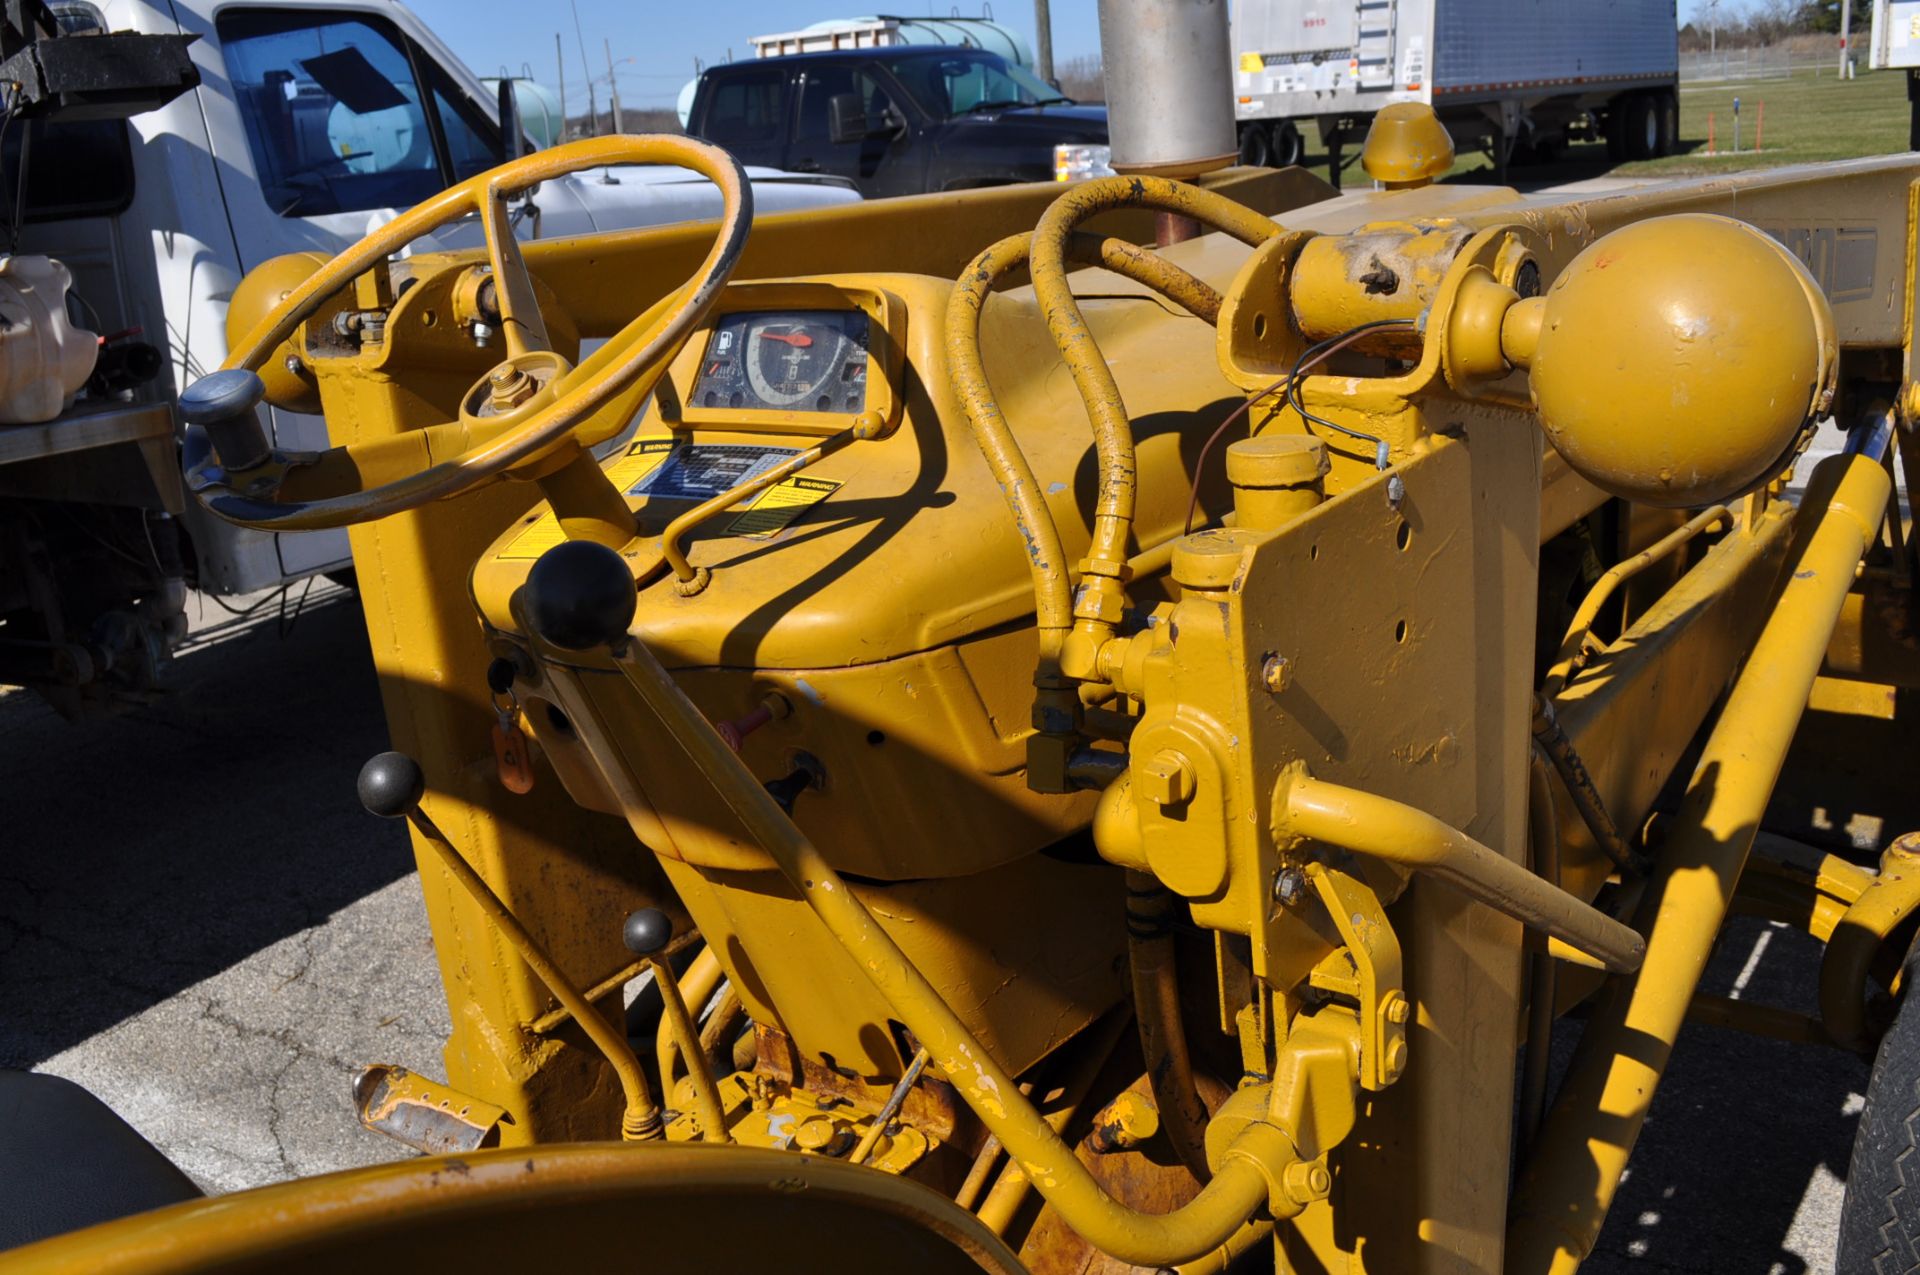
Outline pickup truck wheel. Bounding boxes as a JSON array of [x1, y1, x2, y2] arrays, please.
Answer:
[[1838, 937, 1920, 1273], [1274, 121, 1304, 168], [1237, 123, 1274, 168]]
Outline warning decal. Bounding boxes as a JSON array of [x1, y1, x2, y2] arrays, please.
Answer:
[[727, 474, 843, 539]]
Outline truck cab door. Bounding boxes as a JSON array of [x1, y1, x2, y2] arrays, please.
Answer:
[[177, 1, 512, 581], [786, 65, 917, 197], [693, 65, 794, 171]]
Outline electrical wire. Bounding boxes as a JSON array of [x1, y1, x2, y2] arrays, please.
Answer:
[[1183, 318, 1417, 534]]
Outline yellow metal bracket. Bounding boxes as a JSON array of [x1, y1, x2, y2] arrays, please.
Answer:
[[1303, 864, 1408, 1090]]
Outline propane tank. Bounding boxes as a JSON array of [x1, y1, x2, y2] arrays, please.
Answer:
[[0, 255, 97, 424]]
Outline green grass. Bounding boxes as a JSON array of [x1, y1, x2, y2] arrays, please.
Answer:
[[1422, 67, 1913, 183]]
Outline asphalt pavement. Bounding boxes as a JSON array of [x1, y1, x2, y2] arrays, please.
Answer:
[[0, 583, 1881, 1271]]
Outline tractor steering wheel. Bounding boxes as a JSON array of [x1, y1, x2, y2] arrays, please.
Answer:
[[183, 136, 751, 532]]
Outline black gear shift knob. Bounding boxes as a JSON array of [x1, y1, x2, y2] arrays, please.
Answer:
[[358, 751, 425, 819]]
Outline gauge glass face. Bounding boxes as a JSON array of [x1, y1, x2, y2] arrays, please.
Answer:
[[692, 311, 870, 414]]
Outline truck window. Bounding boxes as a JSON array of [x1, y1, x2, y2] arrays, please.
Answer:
[[217, 8, 501, 217], [792, 66, 896, 145], [882, 51, 1061, 117], [700, 69, 785, 147]]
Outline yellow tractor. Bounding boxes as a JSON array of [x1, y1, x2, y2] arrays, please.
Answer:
[[11, 12, 1920, 1272]]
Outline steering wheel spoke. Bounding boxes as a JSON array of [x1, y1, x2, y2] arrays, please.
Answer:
[[188, 136, 753, 534], [478, 178, 552, 358]]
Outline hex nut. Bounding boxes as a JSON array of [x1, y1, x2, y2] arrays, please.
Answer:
[[1283, 1159, 1333, 1204]]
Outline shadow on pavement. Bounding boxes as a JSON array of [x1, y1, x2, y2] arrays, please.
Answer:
[[0, 587, 412, 1068]]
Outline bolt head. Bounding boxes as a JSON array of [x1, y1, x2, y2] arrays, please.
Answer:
[[1261, 653, 1293, 693], [1283, 1158, 1333, 1204], [1138, 749, 1196, 806], [1384, 992, 1411, 1024], [1273, 868, 1307, 905]]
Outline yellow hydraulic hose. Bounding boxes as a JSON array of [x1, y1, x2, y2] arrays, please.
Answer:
[[608, 635, 1290, 1266], [1507, 448, 1893, 1274], [1027, 178, 1279, 592], [946, 230, 1229, 661]]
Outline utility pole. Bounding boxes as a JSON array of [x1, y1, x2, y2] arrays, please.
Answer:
[[1033, 0, 1055, 85], [570, 0, 596, 135], [555, 33, 567, 140], [1706, 0, 1719, 56], [605, 38, 623, 133], [1839, 0, 1853, 78]]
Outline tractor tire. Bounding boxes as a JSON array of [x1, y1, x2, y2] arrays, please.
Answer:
[[1237, 123, 1274, 168], [1274, 120, 1305, 168], [1838, 941, 1920, 1273]]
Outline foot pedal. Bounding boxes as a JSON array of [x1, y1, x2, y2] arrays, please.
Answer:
[[353, 1065, 508, 1155]]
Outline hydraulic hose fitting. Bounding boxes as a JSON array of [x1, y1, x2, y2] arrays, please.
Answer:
[[1028, 679, 1084, 795]]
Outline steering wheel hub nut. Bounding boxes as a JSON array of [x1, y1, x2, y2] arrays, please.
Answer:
[[487, 363, 538, 411]]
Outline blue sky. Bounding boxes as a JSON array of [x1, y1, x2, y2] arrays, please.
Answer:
[[406, 0, 1714, 113], [407, 0, 1108, 111]]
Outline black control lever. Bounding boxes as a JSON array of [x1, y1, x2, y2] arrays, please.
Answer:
[[179, 368, 272, 472]]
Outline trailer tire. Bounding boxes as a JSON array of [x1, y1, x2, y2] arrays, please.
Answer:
[[1624, 94, 1659, 161], [1604, 100, 1629, 162], [1654, 90, 1678, 157], [1237, 123, 1274, 168], [1838, 939, 1920, 1274], [1274, 121, 1304, 168]]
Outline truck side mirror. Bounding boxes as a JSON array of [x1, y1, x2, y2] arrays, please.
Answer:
[[498, 79, 526, 160]]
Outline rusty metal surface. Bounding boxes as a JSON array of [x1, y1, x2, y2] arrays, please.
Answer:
[[351, 1065, 505, 1155]]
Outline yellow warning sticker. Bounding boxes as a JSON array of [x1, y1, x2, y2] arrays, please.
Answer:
[[497, 437, 674, 560], [727, 474, 843, 539]]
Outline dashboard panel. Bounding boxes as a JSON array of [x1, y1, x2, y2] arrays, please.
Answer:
[[663, 281, 906, 439]]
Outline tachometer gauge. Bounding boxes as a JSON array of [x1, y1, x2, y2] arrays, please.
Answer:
[[693, 311, 872, 414]]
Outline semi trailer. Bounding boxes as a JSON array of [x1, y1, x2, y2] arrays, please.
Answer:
[[1228, 0, 1681, 184]]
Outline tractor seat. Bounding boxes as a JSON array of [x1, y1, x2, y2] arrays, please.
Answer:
[[0, 1071, 203, 1252]]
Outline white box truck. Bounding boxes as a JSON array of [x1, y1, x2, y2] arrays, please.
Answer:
[[1227, 0, 1680, 186], [1868, 0, 1920, 149]]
